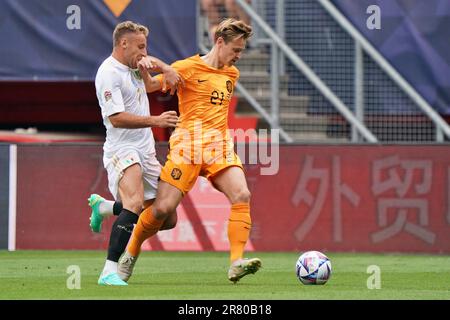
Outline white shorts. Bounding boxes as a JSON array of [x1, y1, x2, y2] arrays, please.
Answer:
[[104, 149, 161, 202]]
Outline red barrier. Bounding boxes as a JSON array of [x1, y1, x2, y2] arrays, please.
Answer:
[[247, 145, 450, 253], [15, 145, 450, 253]]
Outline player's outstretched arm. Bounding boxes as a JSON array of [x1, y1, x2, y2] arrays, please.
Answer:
[[109, 111, 178, 129]]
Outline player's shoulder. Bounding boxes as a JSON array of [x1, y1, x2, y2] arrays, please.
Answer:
[[229, 65, 239, 75], [172, 54, 200, 68], [96, 57, 123, 81], [227, 65, 240, 79], [171, 55, 203, 80], [97, 56, 114, 71]]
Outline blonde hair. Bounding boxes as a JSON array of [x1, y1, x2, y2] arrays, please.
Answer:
[[113, 21, 149, 46], [214, 18, 253, 43]]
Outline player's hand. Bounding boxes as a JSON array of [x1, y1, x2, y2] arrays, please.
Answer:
[[137, 56, 157, 78], [162, 66, 184, 95], [154, 111, 179, 128]]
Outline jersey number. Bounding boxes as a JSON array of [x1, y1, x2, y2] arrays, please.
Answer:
[[211, 90, 225, 106]]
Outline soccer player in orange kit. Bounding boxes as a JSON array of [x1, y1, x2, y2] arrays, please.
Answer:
[[118, 18, 261, 284]]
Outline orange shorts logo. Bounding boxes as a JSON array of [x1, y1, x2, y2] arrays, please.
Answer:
[[171, 168, 182, 180]]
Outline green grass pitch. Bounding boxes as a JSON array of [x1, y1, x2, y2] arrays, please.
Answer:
[[0, 250, 449, 300]]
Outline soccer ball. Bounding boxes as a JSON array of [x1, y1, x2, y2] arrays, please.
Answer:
[[296, 250, 332, 285]]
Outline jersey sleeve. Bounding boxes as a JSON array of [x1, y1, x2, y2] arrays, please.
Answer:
[[96, 69, 125, 117], [153, 73, 164, 89], [171, 58, 195, 81]]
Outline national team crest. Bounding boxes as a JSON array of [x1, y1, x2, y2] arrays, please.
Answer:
[[171, 168, 182, 180], [104, 91, 112, 102], [226, 80, 233, 93]]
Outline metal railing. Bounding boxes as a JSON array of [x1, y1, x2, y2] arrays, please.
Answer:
[[197, 0, 294, 142], [198, 0, 450, 143], [237, 0, 377, 142], [318, 0, 450, 142]]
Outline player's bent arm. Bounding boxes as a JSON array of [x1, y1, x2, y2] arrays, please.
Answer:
[[142, 75, 163, 93], [137, 56, 173, 93], [109, 112, 159, 128], [109, 111, 178, 129], [148, 56, 183, 94], [146, 56, 171, 74]]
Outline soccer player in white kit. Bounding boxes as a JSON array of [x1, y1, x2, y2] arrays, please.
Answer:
[[93, 21, 181, 285]]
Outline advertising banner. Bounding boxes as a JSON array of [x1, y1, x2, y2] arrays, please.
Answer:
[[0, 0, 197, 80], [14, 144, 450, 253]]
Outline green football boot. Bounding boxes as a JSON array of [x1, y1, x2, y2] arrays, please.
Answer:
[[98, 273, 128, 286], [88, 194, 105, 233]]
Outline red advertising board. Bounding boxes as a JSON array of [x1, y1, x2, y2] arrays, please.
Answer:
[[15, 144, 450, 253]]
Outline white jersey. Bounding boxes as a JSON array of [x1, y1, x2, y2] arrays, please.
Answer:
[[95, 56, 155, 158]]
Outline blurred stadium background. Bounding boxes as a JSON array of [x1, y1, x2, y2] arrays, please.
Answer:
[[0, 0, 450, 297]]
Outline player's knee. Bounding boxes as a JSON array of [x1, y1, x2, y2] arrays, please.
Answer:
[[232, 188, 251, 203], [153, 201, 176, 220], [122, 196, 143, 214], [160, 211, 178, 230], [160, 221, 176, 231]]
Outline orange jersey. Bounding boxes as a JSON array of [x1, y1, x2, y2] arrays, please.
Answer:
[[158, 54, 239, 147], [157, 55, 245, 193]]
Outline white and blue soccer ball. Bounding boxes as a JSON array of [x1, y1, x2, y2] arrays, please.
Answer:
[[296, 250, 332, 285]]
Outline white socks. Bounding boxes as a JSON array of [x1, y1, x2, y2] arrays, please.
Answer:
[[101, 260, 118, 277], [98, 200, 115, 217]]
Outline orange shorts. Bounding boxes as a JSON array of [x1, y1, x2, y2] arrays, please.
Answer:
[[160, 148, 244, 195]]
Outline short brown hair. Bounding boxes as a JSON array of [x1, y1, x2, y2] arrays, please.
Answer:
[[214, 18, 253, 43], [113, 21, 149, 46]]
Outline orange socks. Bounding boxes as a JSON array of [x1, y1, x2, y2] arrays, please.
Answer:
[[127, 203, 252, 262], [127, 206, 164, 257], [227, 203, 251, 263]]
